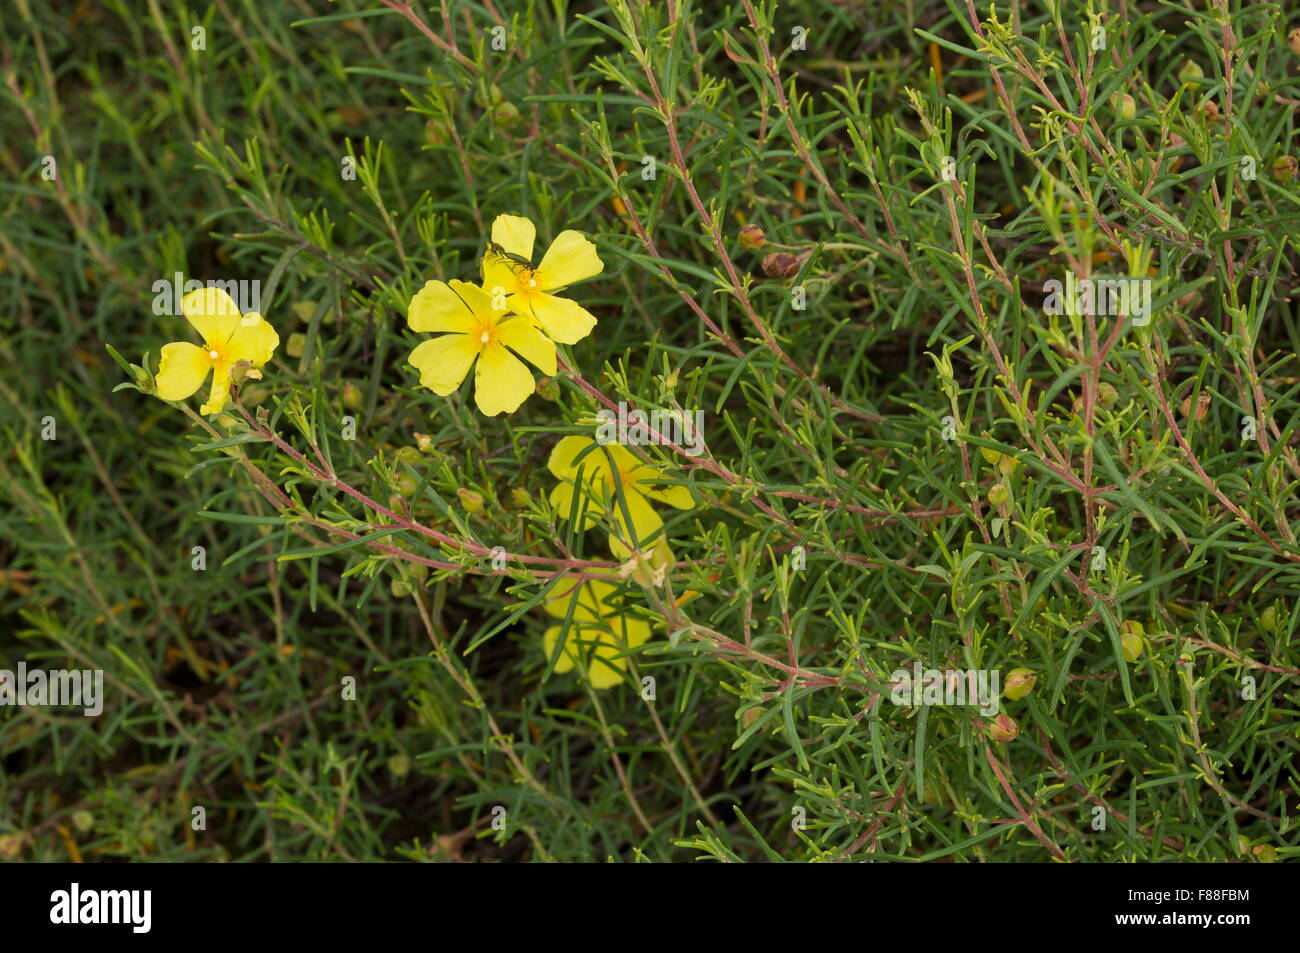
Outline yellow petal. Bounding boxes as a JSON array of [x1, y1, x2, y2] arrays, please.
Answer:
[[480, 257, 519, 300], [608, 489, 663, 559], [226, 313, 279, 367], [521, 292, 597, 345], [490, 214, 536, 260], [620, 616, 652, 650], [181, 287, 241, 344], [639, 480, 693, 510], [199, 372, 231, 416], [541, 625, 577, 674], [473, 342, 534, 416], [547, 481, 601, 531], [449, 279, 497, 321], [408, 334, 479, 395], [548, 435, 598, 479], [544, 578, 606, 623], [497, 317, 557, 375], [155, 342, 212, 401], [585, 642, 627, 689], [537, 230, 603, 289], [409, 280, 475, 333]]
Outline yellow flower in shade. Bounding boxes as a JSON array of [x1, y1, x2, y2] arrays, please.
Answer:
[[547, 435, 692, 560], [155, 288, 279, 416], [542, 577, 650, 689], [407, 278, 557, 416], [480, 213, 603, 345]]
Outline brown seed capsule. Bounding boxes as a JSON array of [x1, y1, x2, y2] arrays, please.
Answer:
[[1179, 393, 1210, 420], [986, 713, 1019, 743], [1289, 28, 1300, 57], [761, 252, 799, 279], [535, 376, 560, 401], [738, 223, 766, 251]]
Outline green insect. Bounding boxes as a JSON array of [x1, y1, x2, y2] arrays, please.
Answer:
[[483, 240, 532, 274]]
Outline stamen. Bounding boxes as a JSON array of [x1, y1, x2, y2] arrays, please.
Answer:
[[480, 332, 490, 343], [208, 349, 220, 360]]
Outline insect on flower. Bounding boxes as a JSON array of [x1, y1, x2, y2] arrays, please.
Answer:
[[479, 214, 604, 345]]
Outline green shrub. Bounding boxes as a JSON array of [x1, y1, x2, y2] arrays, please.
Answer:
[[2, 0, 1298, 862]]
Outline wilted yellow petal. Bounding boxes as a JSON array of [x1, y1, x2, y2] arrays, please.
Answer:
[[200, 372, 231, 416]]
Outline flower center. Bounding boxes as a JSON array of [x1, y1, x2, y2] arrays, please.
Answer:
[[208, 349, 220, 360], [480, 331, 490, 343], [515, 269, 541, 296]]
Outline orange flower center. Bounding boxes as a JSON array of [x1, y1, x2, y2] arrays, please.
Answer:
[[473, 321, 500, 349], [514, 269, 541, 297]]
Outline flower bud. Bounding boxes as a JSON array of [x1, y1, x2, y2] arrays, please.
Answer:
[[1178, 60, 1204, 87], [1272, 155, 1298, 183], [738, 223, 766, 251], [492, 100, 521, 127], [413, 431, 434, 453], [986, 713, 1019, 743], [623, 537, 673, 587], [988, 484, 1009, 507], [1116, 94, 1136, 120], [1003, 668, 1037, 701], [1289, 28, 1300, 57], [73, 810, 95, 833], [536, 376, 561, 401], [1259, 603, 1279, 634], [286, 332, 306, 358], [457, 488, 485, 514], [510, 487, 532, 508], [387, 752, 412, 778], [1098, 382, 1118, 408], [1253, 844, 1277, 863], [341, 380, 364, 410], [761, 252, 799, 279]]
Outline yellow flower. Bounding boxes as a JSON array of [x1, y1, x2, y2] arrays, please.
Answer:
[[155, 288, 279, 416], [542, 577, 650, 689], [547, 435, 692, 559], [480, 213, 603, 345], [407, 278, 557, 416]]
